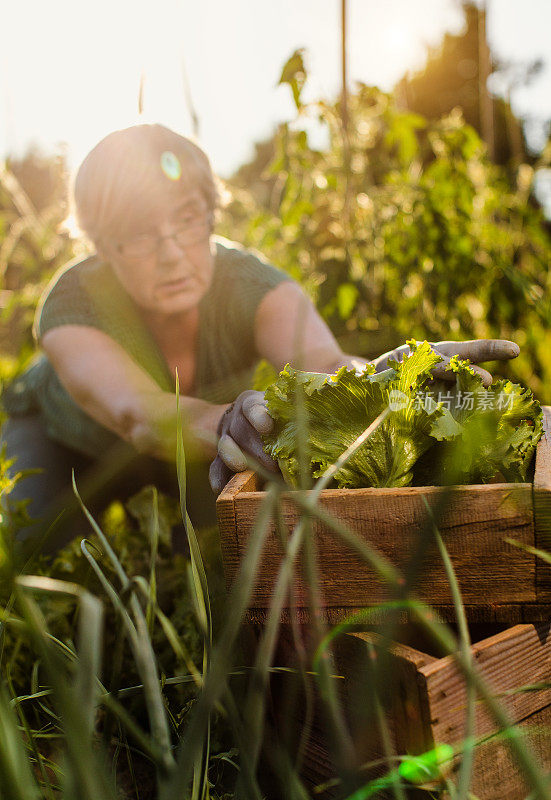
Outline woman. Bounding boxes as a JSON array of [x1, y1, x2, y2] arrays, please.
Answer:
[[1, 123, 520, 556]]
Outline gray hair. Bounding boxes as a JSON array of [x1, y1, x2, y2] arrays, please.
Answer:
[[73, 124, 218, 244]]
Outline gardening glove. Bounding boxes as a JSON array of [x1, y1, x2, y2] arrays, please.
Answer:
[[372, 339, 520, 387], [209, 390, 279, 494]]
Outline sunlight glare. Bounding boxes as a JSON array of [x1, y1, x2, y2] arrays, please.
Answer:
[[382, 24, 419, 62], [2, 0, 550, 178]]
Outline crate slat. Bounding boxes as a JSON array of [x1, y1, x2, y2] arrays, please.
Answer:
[[468, 702, 551, 800], [422, 623, 551, 745], [216, 470, 257, 590], [282, 621, 551, 798], [534, 406, 551, 600], [228, 484, 534, 607], [349, 623, 551, 748]]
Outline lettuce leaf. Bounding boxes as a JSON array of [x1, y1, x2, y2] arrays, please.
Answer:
[[264, 341, 449, 488], [263, 342, 543, 488], [413, 356, 543, 485]]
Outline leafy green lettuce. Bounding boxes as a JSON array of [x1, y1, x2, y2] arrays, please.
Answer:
[[263, 341, 543, 489], [413, 355, 543, 485]]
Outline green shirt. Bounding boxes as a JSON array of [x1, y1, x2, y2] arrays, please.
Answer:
[[2, 237, 290, 459]]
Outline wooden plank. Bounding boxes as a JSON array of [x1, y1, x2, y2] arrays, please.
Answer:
[[468, 702, 551, 800], [216, 470, 259, 590], [217, 414, 550, 615], [297, 724, 335, 798], [344, 631, 437, 756], [268, 621, 551, 798], [301, 703, 551, 800], [284, 630, 403, 798], [534, 406, 551, 601], [333, 627, 551, 797], [297, 709, 399, 799], [286, 633, 551, 800], [245, 602, 551, 626], [245, 606, 414, 626], [231, 484, 535, 609], [522, 604, 551, 623], [419, 623, 551, 746]]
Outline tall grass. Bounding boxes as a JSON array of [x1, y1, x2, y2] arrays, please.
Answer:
[[1, 400, 551, 800]]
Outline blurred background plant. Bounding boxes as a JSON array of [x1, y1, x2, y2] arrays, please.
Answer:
[[220, 39, 551, 401], [0, 149, 80, 383]]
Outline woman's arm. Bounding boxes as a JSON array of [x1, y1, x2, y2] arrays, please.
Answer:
[[41, 325, 228, 461], [253, 281, 362, 373], [209, 281, 364, 492]]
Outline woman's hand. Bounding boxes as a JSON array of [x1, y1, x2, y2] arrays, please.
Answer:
[[209, 390, 279, 494], [372, 339, 520, 386]]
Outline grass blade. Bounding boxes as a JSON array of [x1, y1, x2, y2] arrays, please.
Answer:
[[0, 678, 41, 800], [15, 576, 117, 800], [175, 378, 211, 800], [423, 497, 475, 800]]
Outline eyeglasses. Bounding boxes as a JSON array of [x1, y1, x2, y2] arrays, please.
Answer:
[[116, 207, 212, 260]]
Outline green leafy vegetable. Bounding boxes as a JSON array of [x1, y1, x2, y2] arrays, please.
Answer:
[[413, 355, 543, 485], [263, 341, 543, 489]]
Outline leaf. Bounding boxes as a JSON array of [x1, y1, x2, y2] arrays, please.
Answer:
[[277, 49, 307, 109], [398, 743, 455, 784], [337, 283, 359, 320], [264, 342, 448, 488], [264, 343, 543, 489], [126, 486, 180, 549], [414, 357, 543, 485]]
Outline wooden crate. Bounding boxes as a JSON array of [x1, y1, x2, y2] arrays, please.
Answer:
[[336, 622, 551, 799], [264, 623, 551, 800], [216, 408, 551, 624]]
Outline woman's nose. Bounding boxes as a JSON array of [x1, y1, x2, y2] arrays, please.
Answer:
[[157, 232, 186, 265]]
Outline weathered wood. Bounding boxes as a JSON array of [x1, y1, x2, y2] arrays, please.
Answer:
[[217, 416, 550, 620], [297, 724, 335, 798], [263, 617, 551, 798], [338, 631, 437, 758], [301, 700, 551, 800], [351, 623, 551, 748], [216, 470, 259, 591], [245, 602, 551, 625], [534, 406, 551, 600], [468, 702, 551, 800], [226, 410, 551, 798], [333, 625, 551, 798], [423, 622, 551, 745], [228, 484, 534, 609], [273, 626, 401, 799]]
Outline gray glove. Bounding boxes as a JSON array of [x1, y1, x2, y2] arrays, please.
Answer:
[[209, 390, 279, 494], [372, 339, 520, 386]]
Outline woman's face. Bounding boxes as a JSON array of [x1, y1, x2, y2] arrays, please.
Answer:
[[101, 189, 215, 317]]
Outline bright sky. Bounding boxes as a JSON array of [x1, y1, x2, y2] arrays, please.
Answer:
[[1, 0, 550, 179]]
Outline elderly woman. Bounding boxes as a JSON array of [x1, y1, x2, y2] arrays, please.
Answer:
[[1, 124, 519, 555]]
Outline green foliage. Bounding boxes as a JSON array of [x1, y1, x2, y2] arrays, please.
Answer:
[[277, 48, 307, 111], [263, 343, 439, 488], [263, 342, 542, 488], [1, 489, 203, 703], [420, 356, 543, 484], [219, 69, 551, 402], [0, 151, 80, 379], [398, 743, 455, 785], [397, 2, 537, 167], [0, 503, 238, 800]]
